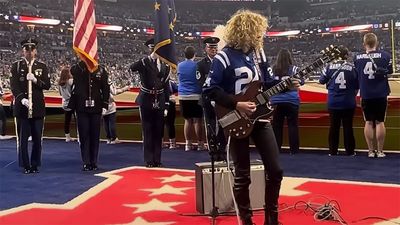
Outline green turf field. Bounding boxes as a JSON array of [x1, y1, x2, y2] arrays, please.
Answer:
[[4, 100, 399, 151]]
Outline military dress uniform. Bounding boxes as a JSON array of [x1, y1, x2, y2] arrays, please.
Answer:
[[69, 61, 110, 171], [10, 39, 50, 173], [196, 37, 226, 160], [130, 39, 170, 167]]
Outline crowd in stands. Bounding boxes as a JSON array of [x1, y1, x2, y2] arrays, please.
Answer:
[[1, 0, 399, 89]]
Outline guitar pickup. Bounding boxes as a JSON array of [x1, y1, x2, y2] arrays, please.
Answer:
[[218, 110, 241, 128]]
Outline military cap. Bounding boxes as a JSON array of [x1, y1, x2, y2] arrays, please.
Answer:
[[203, 37, 220, 48], [21, 38, 38, 51], [144, 38, 155, 48]]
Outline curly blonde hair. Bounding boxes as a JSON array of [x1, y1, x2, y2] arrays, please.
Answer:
[[223, 10, 268, 52]]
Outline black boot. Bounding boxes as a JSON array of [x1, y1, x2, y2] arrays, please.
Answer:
[[264, 205, 279, 225], [264, 179, 281, 225], [242, 214, 255, 225]]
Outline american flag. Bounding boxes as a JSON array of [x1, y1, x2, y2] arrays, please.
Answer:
[[154, 0, 177, 71], [73, 0, 98, 73]]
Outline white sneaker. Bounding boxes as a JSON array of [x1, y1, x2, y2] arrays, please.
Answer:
[[28, 136, 32, 141], [169, 143, 177, 149], [197, 143, 206, 151], [368, 150, 376, 158], [65, 133, 73, 142], [185, 144, 192, 151], [376, 151, 386, 158], [110, 138, 121, 144], [106, 139, 111, 144]]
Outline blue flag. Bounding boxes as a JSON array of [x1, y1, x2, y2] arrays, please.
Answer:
[[154, 0, 177, 71]]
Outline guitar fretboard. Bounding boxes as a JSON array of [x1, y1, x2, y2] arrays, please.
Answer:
[[256, 56, 329, 103]]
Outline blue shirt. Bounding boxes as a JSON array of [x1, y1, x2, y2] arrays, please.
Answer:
[[270, 65, 303, 106], [178, 59, 201, 98], [319, 61, 359, 109], [354, 50, 392, 99]]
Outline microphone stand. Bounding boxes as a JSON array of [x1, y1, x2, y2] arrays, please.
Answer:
[[181, 99, 233, 225]]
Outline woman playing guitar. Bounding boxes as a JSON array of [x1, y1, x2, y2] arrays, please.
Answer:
[[203, 10, 300, 225]]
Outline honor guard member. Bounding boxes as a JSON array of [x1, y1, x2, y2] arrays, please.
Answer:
[[10, 38, 51, 174], [69, 61, 110, 171], [196, 37, 226, 160], [130, 38, 170, 167]]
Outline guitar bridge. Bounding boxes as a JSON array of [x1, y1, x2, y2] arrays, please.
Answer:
[[218, 110, 241, 128]]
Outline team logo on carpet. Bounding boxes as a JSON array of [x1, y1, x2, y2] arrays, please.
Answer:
[[0, 167, 399, 225]]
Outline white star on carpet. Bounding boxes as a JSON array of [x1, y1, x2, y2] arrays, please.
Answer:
[[156, 174, 195, 183], [140, 184, 192, 196], [113, 216, 175, 225], [124, 198, 184, 214]]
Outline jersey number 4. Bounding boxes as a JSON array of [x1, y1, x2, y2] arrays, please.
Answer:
[[335, 72, 346, 89], [363, 62, 375, 79]]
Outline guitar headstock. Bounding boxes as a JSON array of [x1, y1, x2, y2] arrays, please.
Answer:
[[321, 45, 342, 63]]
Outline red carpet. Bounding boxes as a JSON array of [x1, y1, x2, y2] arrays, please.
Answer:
[[0, 167, 399, 225]]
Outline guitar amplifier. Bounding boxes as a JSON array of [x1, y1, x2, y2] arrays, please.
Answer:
[[195, 160, 265, 213]]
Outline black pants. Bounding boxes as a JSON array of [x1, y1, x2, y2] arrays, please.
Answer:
[[0, 105, 6, 135], [203, 100, 226, 160], [272, 103, 299, 153], [328, 108, 355, 155], [77, 112, 101, 166], [140, 106, 164, 165], [103, 112, 117, 140], [16, 117, 44, 168], [64, 110, 75, 134], [164, 100, 176, 139], [230, 122, 283, 219]]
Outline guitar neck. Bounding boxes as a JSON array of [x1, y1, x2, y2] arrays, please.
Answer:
[[257, 57, 327, 101]]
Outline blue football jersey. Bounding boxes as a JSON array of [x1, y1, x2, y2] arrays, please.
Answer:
[[319, 61, 359, 109], [354, 50, 392, 99], [204, 47, 273, 95], [270, 65, 303, 106]]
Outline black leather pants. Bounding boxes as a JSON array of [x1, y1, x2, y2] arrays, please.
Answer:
[[230, 122, 283, 220]]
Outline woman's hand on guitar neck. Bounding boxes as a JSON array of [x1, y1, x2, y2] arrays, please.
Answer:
[[290, 78, 301, 90], [236, 101, 256, 116]]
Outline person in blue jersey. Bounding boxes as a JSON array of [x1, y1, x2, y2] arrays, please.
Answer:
[[178, 46, 205, 151], [354, 33, 393, 158], [270, 49, 304, 155], [203, 10, 300, 225], [319, 46, 358, 156]]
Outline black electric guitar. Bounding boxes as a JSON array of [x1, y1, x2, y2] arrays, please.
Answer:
[[215, 45, 341, 139]]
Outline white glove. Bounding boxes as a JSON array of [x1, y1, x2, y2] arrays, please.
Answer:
[[26, 73, 37, 83], [102, 108, 107, 115], [21, 98, 29, 108], [164, 109, 168, 117]]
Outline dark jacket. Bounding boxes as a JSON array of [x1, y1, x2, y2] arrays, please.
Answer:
[[130, 56, 170, 109], [68, 61, 110, 114], [196, 56, 212, 88], [10, 58, 50, 118]]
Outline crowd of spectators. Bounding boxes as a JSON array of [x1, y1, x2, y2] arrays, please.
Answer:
[[1, 0, 399, 90]]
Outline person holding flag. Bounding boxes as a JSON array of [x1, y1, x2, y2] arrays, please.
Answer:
[[10, 38, 50, 174], [70, 0, 110, 171], [130, 38, 171, 167], [128, 0, 177, 167]]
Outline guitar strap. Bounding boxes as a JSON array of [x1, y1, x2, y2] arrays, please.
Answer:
[[252, 48, 265, 83], [367, 53, 379, 71]]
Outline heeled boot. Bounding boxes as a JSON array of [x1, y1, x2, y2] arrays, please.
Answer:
[[242, 214, 255, 225], [264, 180, 281, 225], [264, 205, 279, 225]]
